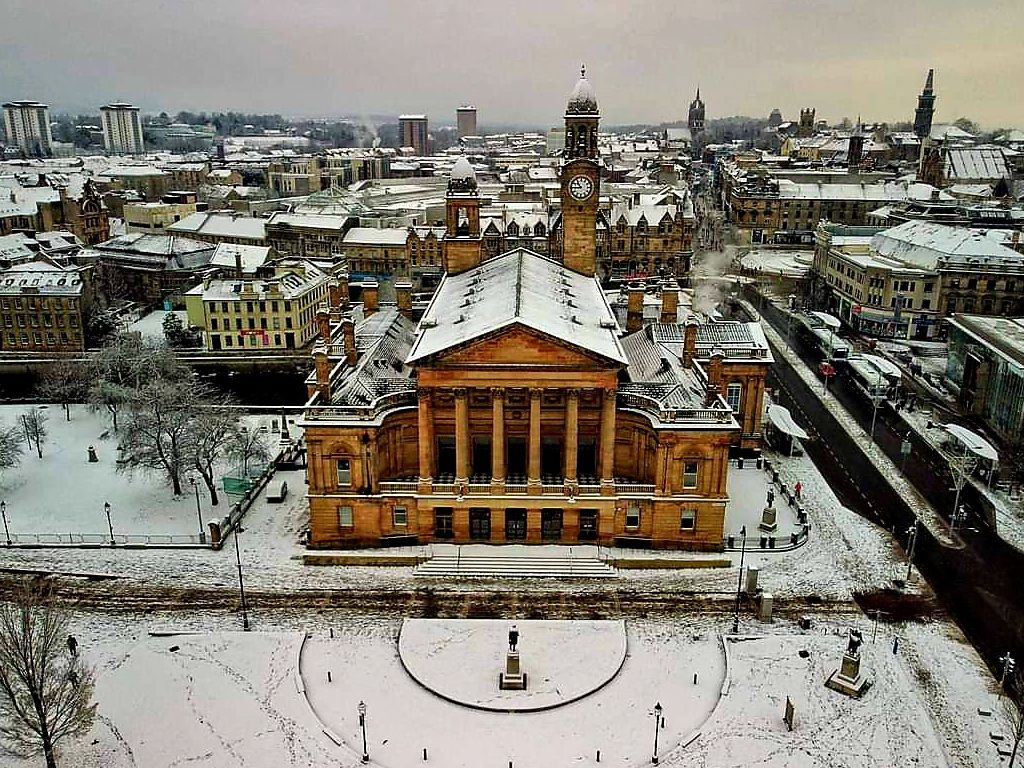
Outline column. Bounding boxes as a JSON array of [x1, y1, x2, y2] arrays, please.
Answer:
[[491, 388, 505, 492], [417, 388, 434, 488], [600, 387, 617, 493], [454, 388, 469, 485], [564, 388, 579, 484], [528, 387, 542, 488]]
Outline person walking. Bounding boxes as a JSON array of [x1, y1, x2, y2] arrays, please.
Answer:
[[66, 634, 78, 657], [794, 481, 802, 500]]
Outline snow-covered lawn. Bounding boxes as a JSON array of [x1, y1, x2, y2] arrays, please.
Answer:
[[0, 404, 288, 540], [8, 614, 1006, 768], [724, 461, 803, 540], [126, 309, 189, 343]]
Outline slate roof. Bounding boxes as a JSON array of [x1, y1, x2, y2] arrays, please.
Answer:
[[406, 248, 628, 365]]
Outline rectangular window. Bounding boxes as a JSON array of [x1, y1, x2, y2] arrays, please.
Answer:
[[338, 505, 353, 527], [434, 508, 453, 539], [625, 505, 640, 529], [680, 509, 697, 530], [337, 459, 352, 486], [682, 461, 699, 489], [393, 507, 407, 527], [726, 383, 742, 413]]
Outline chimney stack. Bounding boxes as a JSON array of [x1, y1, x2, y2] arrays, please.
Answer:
[[362, 280, 379, 316], [705, 349, 725, 405], [395, 279, 413, 318], [338, 270, 351, 309], [316, 303, 331, 345], [341, 316, 357, 366], [626, 282, 645, 334], [660, 280, 679, 324], [234, 248, 243, 277], [312, 344, 331, 401], [682, 319, 699, 368], [328, 278, 341, 310]]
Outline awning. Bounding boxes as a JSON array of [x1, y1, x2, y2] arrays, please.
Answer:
[[940, 424, 999, 462], [767, 404, 810, 440], [809, 311, 841, 330]]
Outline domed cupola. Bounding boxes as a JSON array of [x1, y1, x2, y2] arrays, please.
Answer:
[[448, 156, 477, 193], [566, 64, 599, 115]]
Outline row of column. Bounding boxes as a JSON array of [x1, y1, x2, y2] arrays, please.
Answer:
[[417, 386, 617, 488]]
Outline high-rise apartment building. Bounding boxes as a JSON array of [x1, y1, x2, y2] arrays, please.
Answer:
[[2, 100, 53, 157], [456, 105, 477, 138], [399, 114, 429, 155], [100, 102, 146, 155]]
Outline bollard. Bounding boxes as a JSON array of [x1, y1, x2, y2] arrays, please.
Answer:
[[760, 536, 767, 549], [727, 535, 735, 548], [756, 456, 763, 470], [737, 457, 745, 470], [597, 750, 601, 762], [327, 671, 332, 682], [423, 748, 427, 761], [791, 533, 798, 545], [892, 637, 900, 654], [693, 673, 698, 684], [769, 537, 776, 549], [329, 628, 334, 639]]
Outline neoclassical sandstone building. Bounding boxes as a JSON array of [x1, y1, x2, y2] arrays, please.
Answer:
[[300, 70, 771, 550]]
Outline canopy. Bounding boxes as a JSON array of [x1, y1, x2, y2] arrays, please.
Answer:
[[809, 311, 841, 330], [940, 424, 999, 462], [767, 404, 810, 440], [860, 354, 902, 380]]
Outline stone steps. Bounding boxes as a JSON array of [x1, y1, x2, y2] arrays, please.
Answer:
[[413, 555, 617, 579]]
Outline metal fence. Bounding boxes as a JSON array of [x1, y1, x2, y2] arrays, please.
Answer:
[[4, 532, 207, 547]]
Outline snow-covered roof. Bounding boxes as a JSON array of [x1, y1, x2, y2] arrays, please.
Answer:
[[209, 243, 271, 274], [166, 212, 266, 241], [871, 220, 1024, 270], [943, 147, 1010, 182], [342, 227, 408, 246], [0, 260, 86, 296], [776, 181, 909, 202], [266, 211, 350, 231], [188, 260, 327, 301], [407, 248, 627, 365], [948, 314, 1024, 370]]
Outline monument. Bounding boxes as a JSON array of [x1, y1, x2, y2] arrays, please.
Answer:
[[499, 623, 527, 690], [759, 505, 778, 533], [825, 628, 871, 698]]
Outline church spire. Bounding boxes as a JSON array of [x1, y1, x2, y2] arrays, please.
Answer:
[[913, 68, 936, 140]]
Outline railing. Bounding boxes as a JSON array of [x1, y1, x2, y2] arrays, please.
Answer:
[[694, 344, 770, 359], [304, 390, 416, 421], [617, 483, 656, 495], [380, 481, 418, 493], [4, 532, 207, 547], [617, 391, 734, 424], [578, 484, 602, 496], [506, 483, 529, 494]]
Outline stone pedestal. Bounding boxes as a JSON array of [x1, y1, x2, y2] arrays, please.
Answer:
[[825, 652, 871, 698], [759, 506, 778, 533], [499, 650, 527, 690]]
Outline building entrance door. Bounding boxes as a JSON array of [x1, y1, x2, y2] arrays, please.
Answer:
[[578, 509, 598, 540], [469, 509, 491, 540], [541, 509, 563, 540], [505, 508, 527, 540]]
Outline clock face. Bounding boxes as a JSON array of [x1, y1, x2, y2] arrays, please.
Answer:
[[568, 174, 594, 201]]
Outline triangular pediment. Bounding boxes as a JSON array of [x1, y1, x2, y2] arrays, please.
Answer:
[[426, 323, 615, 369]]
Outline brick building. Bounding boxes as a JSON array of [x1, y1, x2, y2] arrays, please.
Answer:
[[0, 259, 91, 352]]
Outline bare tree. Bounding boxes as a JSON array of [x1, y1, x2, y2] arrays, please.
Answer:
[[20, 410, 48, 459], [0, 582, 96, 767], [226, 423, 272, 478], [1004, 666, 1024, 767], [186, 405, 237, 506], [0, 423, 24, 477], [37, 360, 90, 422]]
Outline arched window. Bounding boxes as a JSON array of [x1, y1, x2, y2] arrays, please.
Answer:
[[507, 222, 519, 236], [535, 223, 545, 237]]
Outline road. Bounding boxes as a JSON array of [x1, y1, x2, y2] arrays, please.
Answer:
[[756, 292, 1024, 679]]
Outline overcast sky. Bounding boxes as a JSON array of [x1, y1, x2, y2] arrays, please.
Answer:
[[3, 0, 1022, 129]]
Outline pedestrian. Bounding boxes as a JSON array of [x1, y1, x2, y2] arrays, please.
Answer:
[[892, 636, 900, 655], [66, 634, 78, 657], [794, 481, 802, 500], [767, 488, 775, 507]]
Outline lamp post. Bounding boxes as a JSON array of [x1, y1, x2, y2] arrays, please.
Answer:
[[233, 525, 250, 631], [732, 524, 747, 634], [358, 700, 369, 763], [104, 501, 114, 546], [189, 476, 206, 544], [869, 373, 884, 442], [1, 500, 10, 546], [785, 294, 796, 350], [651, 701, 663, 764], [904, 518, 919, 584]]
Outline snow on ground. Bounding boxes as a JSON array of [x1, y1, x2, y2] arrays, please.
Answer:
[[5, 613, 1004, 768], [0, 404, 288, 540], [739, 249, 813, 278], [126, 309, 189, 342], [724, 461, 802, 539]]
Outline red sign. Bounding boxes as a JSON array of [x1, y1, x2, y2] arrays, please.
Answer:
[[818, 362, 836, 378], [851, 304, 862, 315]]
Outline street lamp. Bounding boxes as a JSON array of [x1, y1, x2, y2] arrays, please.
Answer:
[[904, 518, 919, 584], [785, 294, 796, 350], [358, 700, 369, 763], [1, 500, 10, 546], [104, 501, 114, 546], [869, 373, 884, 442], [651, 701, 663, 765], [732, 524, 747, 633], [188, 476, 206, 544], [233, 525, 250, 631]]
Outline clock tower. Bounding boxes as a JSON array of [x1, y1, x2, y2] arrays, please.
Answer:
[[561, 65, 600, 276]]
